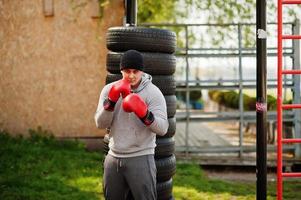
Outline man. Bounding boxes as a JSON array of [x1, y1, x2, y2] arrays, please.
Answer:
[[95, 49, 168, 200]]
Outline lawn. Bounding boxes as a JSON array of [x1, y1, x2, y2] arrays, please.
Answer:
[[1, 129, 300, 200]]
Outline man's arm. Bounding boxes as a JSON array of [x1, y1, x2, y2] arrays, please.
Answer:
[[147, 88, 169, 136], [122, 87, 168, 136], [94, 84, 114, 129], [95, 79, 131, 128]]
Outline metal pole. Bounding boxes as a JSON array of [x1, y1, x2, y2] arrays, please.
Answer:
[[238, 24, 244, 157], [277, 0, 283, 198], [256, 0, 267, 199], [293, 20, 301, 158], [125, 0, 137, 26], [184, 25, 190, 157]]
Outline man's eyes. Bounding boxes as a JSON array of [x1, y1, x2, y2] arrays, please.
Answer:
[[124, 70, 138, 74]]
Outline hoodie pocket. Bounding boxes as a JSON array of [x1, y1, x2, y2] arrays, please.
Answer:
[[111, 127, 141, 153]]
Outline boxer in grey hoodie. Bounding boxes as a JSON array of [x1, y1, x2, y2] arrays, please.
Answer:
[[95, 50, 168, 200]]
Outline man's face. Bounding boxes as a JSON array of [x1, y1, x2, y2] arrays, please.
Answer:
[[121, 69, 143, 88]]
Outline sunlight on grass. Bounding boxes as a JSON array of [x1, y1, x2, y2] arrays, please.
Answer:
[[174, 186, 255, 200], [67, 176, 103, 193], [173, 163, 256, 200]]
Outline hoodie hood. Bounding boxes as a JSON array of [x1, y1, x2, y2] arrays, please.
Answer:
[[132, 73, 152, 93]]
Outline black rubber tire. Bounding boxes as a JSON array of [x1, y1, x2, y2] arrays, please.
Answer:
[[155, 137, 175, 158], [156, 155, 176, 182], [165, 95, 176, 118], [106, 73, 176, 95], [106, 52, 176, 75], [157, 179, 173, 200], [158, 118, 176, 139], [152, 75, 176, 96], [106, 27, 176, 53], [103, 134, 109, 155]]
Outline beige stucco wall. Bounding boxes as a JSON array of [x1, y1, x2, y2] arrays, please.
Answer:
[[0, 0, 124, 137]]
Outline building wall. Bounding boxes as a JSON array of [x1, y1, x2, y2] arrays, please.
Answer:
[[0, 0, 124, 137]]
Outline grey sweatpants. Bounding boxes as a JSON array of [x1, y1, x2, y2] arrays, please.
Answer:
[[103, 154, 157, 200]]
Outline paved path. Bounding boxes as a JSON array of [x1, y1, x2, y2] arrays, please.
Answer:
[[175, 121, 232, 147]]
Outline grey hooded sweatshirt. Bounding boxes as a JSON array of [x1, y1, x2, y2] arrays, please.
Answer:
[[95, 73, 168, 158]]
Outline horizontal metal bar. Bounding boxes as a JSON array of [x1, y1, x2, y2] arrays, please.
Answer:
[[283, 35, 301, 39], [177, 47, 293, 51], [140, 22, 294, 27], [282, 104, 301, 109], [175, 145, 295, 154], [176, 79, 292, 84], [282, 139, 301, 143], [282, 0, 301, 4], [176, 52, 294, 58], [175, 83, 294, 90], [282, 70, 301, 74], [175, 110, 294, 122], [282, 173, 301, 178]]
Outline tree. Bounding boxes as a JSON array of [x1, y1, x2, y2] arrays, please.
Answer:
[[138, 0, 300, 47]]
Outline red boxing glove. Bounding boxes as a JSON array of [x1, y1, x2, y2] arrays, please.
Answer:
[[122, 93, 154, 125], [108, 79, 131, 102], [104, 79, 131, 111]]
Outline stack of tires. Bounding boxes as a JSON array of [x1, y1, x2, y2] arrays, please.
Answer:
[[103, 26, 177, 200]]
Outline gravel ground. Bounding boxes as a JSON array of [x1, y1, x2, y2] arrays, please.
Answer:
[[203, 166, 277, 183]]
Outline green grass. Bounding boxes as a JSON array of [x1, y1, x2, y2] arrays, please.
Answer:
[[173, 164, 301, 200], [0, 129, 104, 200], [1, 129, 301, 200]]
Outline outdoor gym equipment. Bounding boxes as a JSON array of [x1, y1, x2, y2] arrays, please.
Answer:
[[256, 0, 267, 199], [277, 0, 301, 200]]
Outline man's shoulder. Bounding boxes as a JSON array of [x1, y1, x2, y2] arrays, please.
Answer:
[[102, 81, 115, 91], [146, 82, 162, 94]]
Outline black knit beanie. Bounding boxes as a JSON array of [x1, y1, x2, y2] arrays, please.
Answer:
[[120, 50, 144, 71]]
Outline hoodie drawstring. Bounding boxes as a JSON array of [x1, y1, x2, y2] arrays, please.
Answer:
[[117, 158, 122, 173]]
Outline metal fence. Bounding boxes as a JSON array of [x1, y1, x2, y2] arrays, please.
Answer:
[[142, 21, 301, 164]]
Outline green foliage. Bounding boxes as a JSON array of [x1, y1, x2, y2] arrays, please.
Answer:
[[267, 94, 277, 110], [27, 126, 85, 150], [202, 0, 256, 47], [138, 0, 255, 24], [138, 0, 300, 47], [138, 0, 182, 23], [28, 126, 55, 144], [240, 92, 253, 110], [208, 90, 224, 104], [176, 90, 202, 101], [243, 95, 256, 111], [223, 91, 240, 109], [208, 90, 290, 111]]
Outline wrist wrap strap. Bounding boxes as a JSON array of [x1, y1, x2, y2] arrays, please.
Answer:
[[140, 110, 154, 126], [103, 98, 116, 112]]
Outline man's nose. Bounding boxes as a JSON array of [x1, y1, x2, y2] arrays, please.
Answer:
[[129, 72, 135, 78]]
